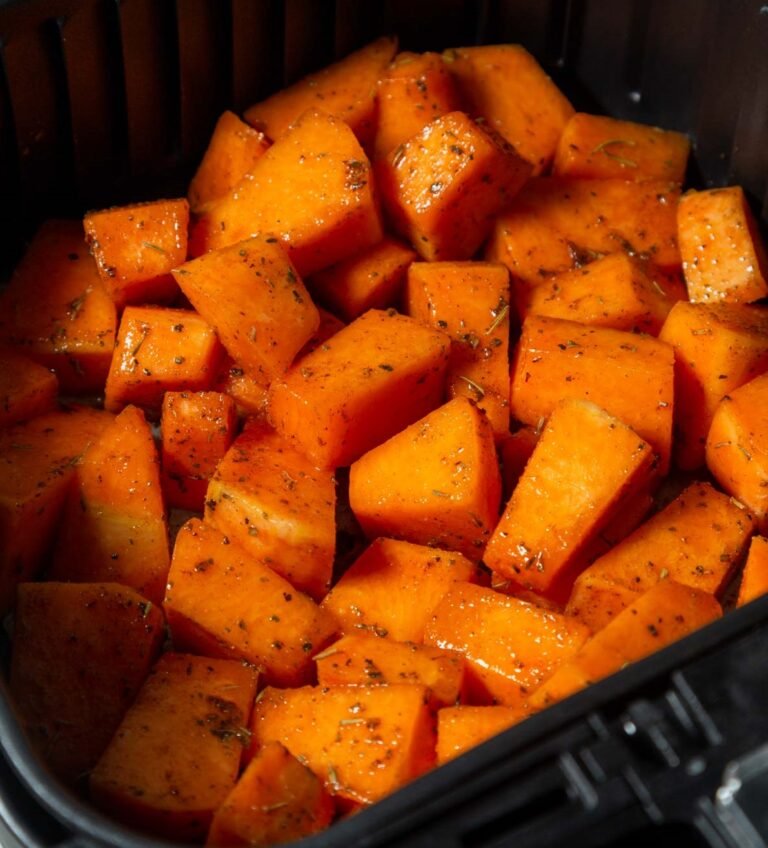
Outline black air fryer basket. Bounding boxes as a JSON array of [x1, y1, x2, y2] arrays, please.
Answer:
[[1, 1, 768, 847]]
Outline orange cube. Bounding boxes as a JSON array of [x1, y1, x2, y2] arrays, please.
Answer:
[[105, 306, 223, 416], [0, 349, 58, 428], [437, 706, 529, 765], [160, 391, 237, 511], [349, 397, 502, 560], [424, 583, 590, 707], [212, 356, 271, 419], [268, 309, 449, 469], [320, 538, 476, 643], [553, 113, 690, 182], [0, 220, 117, 393], [377, 111, 531, 261], [678, 186, 768, 304], [84, 198, 189, 307], [738, 536, 768, 607]]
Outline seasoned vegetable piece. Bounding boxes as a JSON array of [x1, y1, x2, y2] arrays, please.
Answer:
[[250, 684, 434, 805], [485, 400, 656, 601], [165, 519, 337, 686], [321, 538, 476, 642], [213, 356, 270, 419], [349, 397, 502, 559], [737, 536, 768, 607], [161, 391, 238, 511], [373, 51, 461, 160], [561, 576, 642, 633], [188, 111, 270, 211], [520, 253, 673, 335], [90, 654, 258, 842], [192, 110, 383, 276], [0, 405, 112, 612], [437, 706, 529, 764], [310, 238, 416, 321], [567, 482, 753, 630], [499, 427, 538, 499], [268, 309, 449, 469], [706, 373, 768, 532], [205, 422, 336, 600], [487, 178, 681, 289], [424, 583, 591, 706], [531, 582, 721, 709], [49, 405, 170, 604], [510, 315, 675, 473], [678, 186, 768, 304], [174, 236, 319, 380], [377, 111, 531, 261], [406, 261, 511, 435], [105, 306, 223, 416], [0, 349, 58, 428], [659, 301, 768, 469], [84, 198, 189, 307], [10, 582, 164, 784], [315, 633, 466, 707], [0, 220, 117, 393], [206, 741, 333, 847], [553, 113, 690, 182], [443, 44, 574, 174], [244, 36, 398, 145]]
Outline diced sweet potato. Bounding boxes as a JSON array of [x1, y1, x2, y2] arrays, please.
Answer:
[[10, 582, 164, 785], [321, 538, 476, 643], [443, 44, 573, 174], [706, 373, 768, 532], [678, 186, 768, 304], [485, 399, 656, 601], [499, 427, 538, 500], [84, 198, 189, 307], [377, 111, 531, 261], [0, 220, 116, 393], [188, 111, 270, 212], [520, 253, 673, 335], [90, 654, 258, 842], [0, 349, 58, 428], [510, 315, 675, 473], [206, 741, 333, 847], [105, 306, 223, 416], [212, 356, 271, 419], [315, 633, 465, 708], [174, 236, 319, 380], [160, 391, 238, 511], [373, 51, 461, 160], [738, 536, 768, 607], [244, 37, 398, 146], [49, 406, 170, 604], [564, 574, 652, 632], [436, 705, 529, 765], [165, 519, 337, 686], [553, 113, 690, 182], [204, 422, 335, 600], [424, 583, 590, 707], [268, 309, 449, 469], [309, 238, 416, 322], [191, 109, 383, 276], [531, 582, 721, 709], [250, 684, 434, 805], [0, 406, 113, 612], [659, 301, 768, 469], [406, 261, 511, 435], [349, 397, 502, 559], [486, 178, 681, 289]]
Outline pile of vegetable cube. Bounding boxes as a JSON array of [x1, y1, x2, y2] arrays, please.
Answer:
[[2, 36, 768, 846]]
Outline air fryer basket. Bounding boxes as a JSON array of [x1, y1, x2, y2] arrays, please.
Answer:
[[1, 1, 767, 847]]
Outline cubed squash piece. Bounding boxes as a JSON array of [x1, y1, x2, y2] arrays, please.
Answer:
[[204, 423, 335, 600], [320, 538, 476, 643], [90, 654, 258, 842], [84, 198, 189, 307], [563, 575, 644, 633], [377, 111, 531, 261], [0, 349, 58, 428], [437, 705, 529, 765], [349, 397, 502, 559], [738, 536, 768, 607], [165, 519, 337, 686], [268, 309, 449, 469], [9, 582, 164, 785]]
